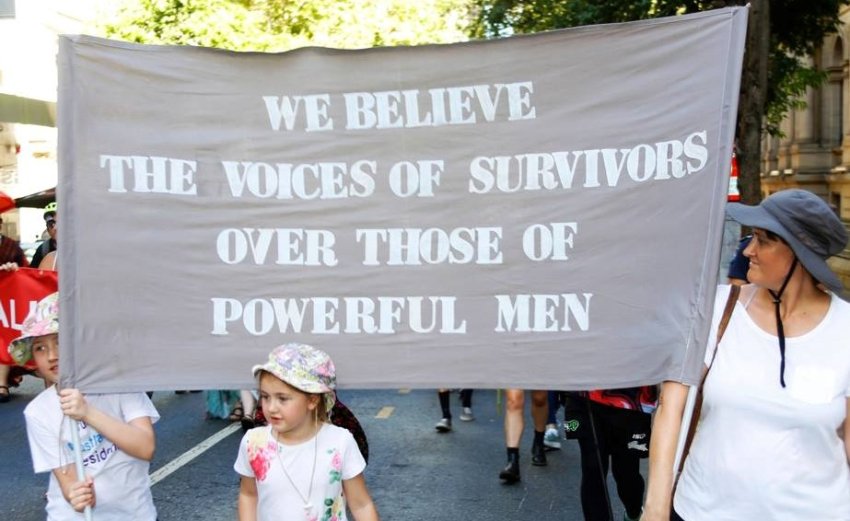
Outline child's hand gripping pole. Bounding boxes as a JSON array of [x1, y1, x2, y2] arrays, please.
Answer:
[[61, 386, 95, 521], [69, 422, 94, 520]]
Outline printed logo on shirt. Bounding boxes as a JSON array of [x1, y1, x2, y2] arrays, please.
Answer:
[[66, 430, 117, 467], [68, 431, 105, 453], [82, 443, 118, 466]]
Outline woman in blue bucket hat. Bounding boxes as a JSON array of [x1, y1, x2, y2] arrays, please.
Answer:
[[644, 189, 850, 521]]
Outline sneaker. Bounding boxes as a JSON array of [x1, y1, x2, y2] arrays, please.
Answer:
[[435, 417, 452, 432], [459, 407, 474, 421], [543, 427, 562, 450]]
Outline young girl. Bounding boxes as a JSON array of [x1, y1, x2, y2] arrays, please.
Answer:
[[234, 343, 379, 521], [9, 292, 159, 519]]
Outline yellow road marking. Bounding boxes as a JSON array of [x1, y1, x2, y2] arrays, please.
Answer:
[[375, 406, 395, 419]]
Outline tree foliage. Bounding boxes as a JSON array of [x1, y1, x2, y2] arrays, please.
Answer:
[[468, 0, 847, 204], [469, 0, 847, 136], [99, 0, 474, 51], [99, 0, 265, 50]]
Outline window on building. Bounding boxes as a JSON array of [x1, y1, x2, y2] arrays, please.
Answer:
[[830, 191, 843, 218]]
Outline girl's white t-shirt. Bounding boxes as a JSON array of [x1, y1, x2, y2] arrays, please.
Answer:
[[24, 388, 160, 521], [675, 285, 850, 520], [234, 423, 366, 521]]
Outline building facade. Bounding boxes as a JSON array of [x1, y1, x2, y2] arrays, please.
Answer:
[[760, 6, 850, 288], [0, 0, 102, 243]]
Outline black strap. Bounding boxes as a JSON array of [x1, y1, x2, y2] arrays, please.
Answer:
[[767, 258, 798, 388]]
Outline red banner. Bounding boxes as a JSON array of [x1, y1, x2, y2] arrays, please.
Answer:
[[0, 268, 59, 367]]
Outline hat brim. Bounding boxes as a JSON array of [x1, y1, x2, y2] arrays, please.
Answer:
[[8, 336, 33, 366], [252, 364, 336, 411], [727, 203, 846, 297]]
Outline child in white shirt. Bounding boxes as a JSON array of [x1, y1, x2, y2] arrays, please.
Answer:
[[9, 292, 159, 520], [234, 343, 379, 521]]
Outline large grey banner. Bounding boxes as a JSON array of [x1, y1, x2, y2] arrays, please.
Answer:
[[58, 8, 747, 393]]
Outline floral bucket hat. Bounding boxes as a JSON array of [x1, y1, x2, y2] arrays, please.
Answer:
[[8, 292, 59, 366], [252, 343, 337, 411]]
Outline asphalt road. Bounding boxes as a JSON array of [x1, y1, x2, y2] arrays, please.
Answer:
[[1, 377, 641, 520]]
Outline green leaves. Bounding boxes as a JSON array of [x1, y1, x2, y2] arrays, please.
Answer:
[[468, 0, 848, 137], [99, 0, 475, 51]]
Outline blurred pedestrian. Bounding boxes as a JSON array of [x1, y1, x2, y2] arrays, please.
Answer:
[[434, 389, 474, 432], [239, 389, 258, 431], [726, 234, 751, 285], [30, 202, 57, 269], [573, 387, 657, 521], [0, 249, 28, 403], [499, 389, 548, 483], [0, 215, 27, 268], [544, 390, 564, 450]]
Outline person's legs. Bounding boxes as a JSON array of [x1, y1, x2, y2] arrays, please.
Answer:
[[610, 446, 644, 521], [504, 388, 524, 446], [544, 390, 563, 449], [530, 389, 549, 465], [460, 389, 473, 408], [531, 390, 548, 431], [438, 389, 452, 418], [577, 414, 612, 521], [578, 403, 611, 521], [240, 390, 257, 431], [609, 411, 649, 521], [435, 389, 452, 432], [0, 364, 10, 402], [546, 390, 559, 425], [499, 388, 525, 483], [241, 390, 256, 416], [459, 389, 474, 421]]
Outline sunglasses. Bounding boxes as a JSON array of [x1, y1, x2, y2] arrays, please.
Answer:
[[46, 220, 56, 229]]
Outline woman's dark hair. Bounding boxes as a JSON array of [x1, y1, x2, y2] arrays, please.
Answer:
[[755, 228, 787, 245], [764, 229, 783, 242]]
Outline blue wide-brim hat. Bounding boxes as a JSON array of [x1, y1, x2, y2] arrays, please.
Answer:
[[726, 189, 848, 299]]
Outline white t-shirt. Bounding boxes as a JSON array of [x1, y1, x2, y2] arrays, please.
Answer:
[[24, 386, 160, 521], [675, 285, 850, 520], [234, 423, 366, 521]]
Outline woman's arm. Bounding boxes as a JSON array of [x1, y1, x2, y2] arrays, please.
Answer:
[[343, 473, 380, 521], [38, 251, 56, 271], [237, 476, 258, 521], [59, 389, 156, 461], [642, 380, 689, 521]]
